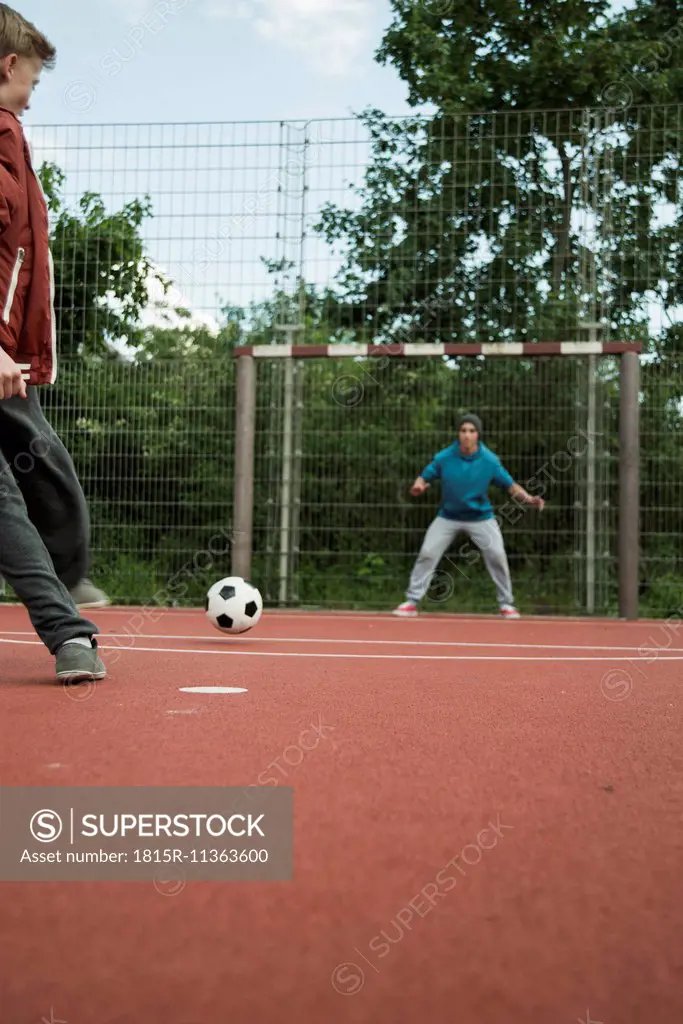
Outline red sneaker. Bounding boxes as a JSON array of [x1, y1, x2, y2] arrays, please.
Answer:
[[500, 606, 520, 619], [392, 601, 418, 617]]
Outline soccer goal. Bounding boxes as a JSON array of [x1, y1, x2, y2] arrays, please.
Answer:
[[230, 340, 642, 620]]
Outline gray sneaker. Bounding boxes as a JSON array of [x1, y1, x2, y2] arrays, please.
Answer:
[[56, 640, 107, 683], [69, 578, 111, 608]]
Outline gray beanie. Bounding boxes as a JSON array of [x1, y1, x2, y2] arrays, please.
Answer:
[[457, 413, 483, 437]]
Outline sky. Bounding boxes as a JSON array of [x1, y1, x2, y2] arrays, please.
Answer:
[[20, 0, 415, 126]]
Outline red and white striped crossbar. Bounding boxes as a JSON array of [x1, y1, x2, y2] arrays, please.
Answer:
[[233, 341, 643, 358]]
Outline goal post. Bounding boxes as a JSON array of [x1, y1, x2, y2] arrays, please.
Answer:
[[231, 340, 642, 620], [618, 347, 641, 619]]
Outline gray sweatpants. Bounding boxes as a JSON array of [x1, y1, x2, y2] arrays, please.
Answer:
[[405, 515, 515, 608], [0, 388, 98, 654]]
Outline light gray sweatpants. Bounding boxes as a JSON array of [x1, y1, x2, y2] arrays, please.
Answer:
[[405, 515, 514, 608]]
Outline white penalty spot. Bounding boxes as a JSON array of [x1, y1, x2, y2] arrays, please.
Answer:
[[179, 686, 248, 694]]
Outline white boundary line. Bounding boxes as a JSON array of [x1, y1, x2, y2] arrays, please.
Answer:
[[100, 636, 683, 654], [0, 630, 680, 654], [0, 638, 680, 662], [105, 648, 683, 662]]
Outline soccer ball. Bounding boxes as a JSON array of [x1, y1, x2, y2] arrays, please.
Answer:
[[205, 576, 263, 635]]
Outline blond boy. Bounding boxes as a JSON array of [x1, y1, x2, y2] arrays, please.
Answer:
[[0, 4, 107, 682]]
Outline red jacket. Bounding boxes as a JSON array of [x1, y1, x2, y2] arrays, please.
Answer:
[[0, 106, 56, 385]]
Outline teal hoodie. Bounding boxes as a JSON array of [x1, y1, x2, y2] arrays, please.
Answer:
[[420, 442, 515, 521]]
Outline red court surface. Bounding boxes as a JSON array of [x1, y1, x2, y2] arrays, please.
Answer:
[[1, 604, 682, 1024]]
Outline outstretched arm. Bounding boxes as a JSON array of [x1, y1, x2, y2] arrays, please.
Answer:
[[508, 482, 545, 510], [493, 459, 545, 510], [411, 455, 440, 496]]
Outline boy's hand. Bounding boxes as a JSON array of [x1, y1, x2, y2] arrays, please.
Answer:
[[509, 483, 545, 511], [410, 477, 429, 496], [0, 349, 27, 400]]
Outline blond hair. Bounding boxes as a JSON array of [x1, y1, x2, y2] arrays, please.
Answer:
[[0, 4, 55, 69]]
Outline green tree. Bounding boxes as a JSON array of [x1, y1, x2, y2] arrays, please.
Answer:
[[37, 161, 163, 357], [316, 0, 683, 346]]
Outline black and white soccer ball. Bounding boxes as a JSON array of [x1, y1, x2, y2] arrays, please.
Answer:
[[205, 576, 263, 635]]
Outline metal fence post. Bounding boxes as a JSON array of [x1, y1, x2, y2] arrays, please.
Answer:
[[278, 356, 294, 605], [232, 353, 256, 580], [586, 347, 597, 613], [619, 350, 640, 619]]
